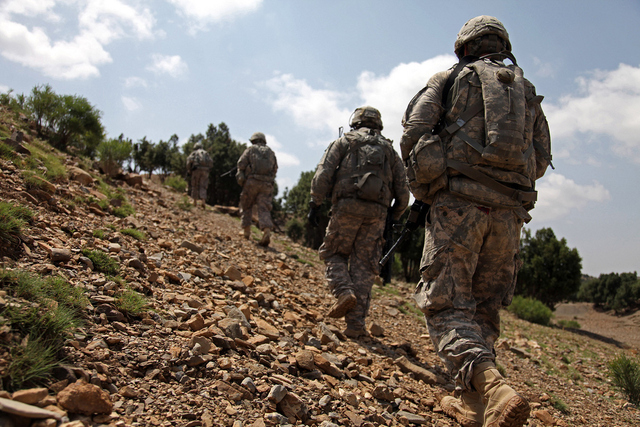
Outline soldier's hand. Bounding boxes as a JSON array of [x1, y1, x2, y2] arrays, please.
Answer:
[[307, 202, 320, 228]]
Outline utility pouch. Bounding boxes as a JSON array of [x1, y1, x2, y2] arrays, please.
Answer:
[[408, 134, 447, 184]]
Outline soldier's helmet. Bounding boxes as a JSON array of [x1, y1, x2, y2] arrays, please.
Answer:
[[249, 132, 266, 144], [454, 15, 511, 59], [350, 106, 383, 130], [193, 142, 203, 150]]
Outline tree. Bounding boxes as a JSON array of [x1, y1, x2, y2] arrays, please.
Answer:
[[517, 227, 582, 309], [132, 137, 155, 177], [577, 272, 640, 312], [96, 134, 132, 177]]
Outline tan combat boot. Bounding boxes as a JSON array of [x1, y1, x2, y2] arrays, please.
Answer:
[[472, 362, 530, 427], [243, 226, 251, 239], [259, 228, 271, 246], [327, 290, 356, 318], [441, 390, 484, 427]]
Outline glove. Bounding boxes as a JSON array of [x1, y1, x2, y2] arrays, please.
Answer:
[[307, 202, 320, 228]]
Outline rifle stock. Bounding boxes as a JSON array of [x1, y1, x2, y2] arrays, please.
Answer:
[[379, 200, 430, 268]]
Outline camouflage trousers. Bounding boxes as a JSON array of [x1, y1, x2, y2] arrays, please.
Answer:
[[190, 168, 210, 201], [240, 178, 274, 230], [414, 191, 523, 391], [319, 202, 386, 329]]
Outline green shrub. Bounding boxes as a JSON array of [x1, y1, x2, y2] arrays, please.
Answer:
[[21, 170, 54, 193], [286, 217, 304, 242], [0, 201, 34, 247], [164, 175, 187, 193], [0, 270, 87, 390], [120, 228, 146, 241], [0, 141, 18, 161], [93, 229, 106, 239], [113, 204, 135, 218], [176, 196, 193, 211], [81, 249, 119, 276], [557, 319, 581, 329], [115, 287, 148, 316], [96, 136, 132, 176], [608, 353, 640, 404], [507, 295, 553, 326]]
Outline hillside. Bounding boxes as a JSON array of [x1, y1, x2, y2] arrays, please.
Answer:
[[1, 120, 639, 426]]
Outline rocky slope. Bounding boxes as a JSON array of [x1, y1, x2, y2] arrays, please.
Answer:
[[0, 146, 639, 426]]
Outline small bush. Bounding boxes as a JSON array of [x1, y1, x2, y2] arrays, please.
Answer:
[[164, 175, 187, 193], [557, 319, 581, 329], [507, 295, 553, 326], [96, 136, 132, 177], [81, 249, 119, 276], [121, 228, 146, 241], [286, 217, 304, 242], [176, 196, 193, 211], [0, 141, 18, 161], [21, 170, 54, 193], [608, 353, 640, 404], [115, 287, 148, 316], [93, 229, 107, 239], [0, 201, 34, 248], [113, 204, 135, 218]]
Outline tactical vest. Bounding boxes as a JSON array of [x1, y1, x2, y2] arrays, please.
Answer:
[[189, 149, 213, 170], [248, 145, 276, 181], [333, 129, 394, 207]]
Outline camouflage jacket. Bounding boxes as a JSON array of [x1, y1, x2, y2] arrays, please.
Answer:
[[236, 142, 278, 184], [186, 149, 213, 171]]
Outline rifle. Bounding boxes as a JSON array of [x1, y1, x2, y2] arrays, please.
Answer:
[[220, 166, 237, 178], [379, 200, 430, 267]]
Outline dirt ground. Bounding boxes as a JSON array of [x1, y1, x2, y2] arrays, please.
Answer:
[[554, 302, 640, 352]]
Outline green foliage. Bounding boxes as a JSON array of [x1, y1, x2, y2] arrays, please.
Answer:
[[557, 319, 581, 329], [0, 270, 87, 390], [97, 134, 133, 176], [0, 141, 18, 161], [81, 249, 120, 276], [95, 181, 135, 218], [113, 204, 135, 218], [132, 136, 155, 177], [507, 295, 553, 326], [608, 353, 640, 404], [176, 196, 193, 211], [549, 393, 570, 414], [286, 217, 305, 242], [0, 201, 34, 250], [577, 272, 640, 313], [0, 88, 26, 112], [120, 228, 146, 241], [164, 175, 187, 193], [26, 84, 104, 157], [24, 139, 67, 182], [115, 287, 148, 316], [21, 170, 54, 193], [93, 229, 106, 239], [517, 228, 582, 309]]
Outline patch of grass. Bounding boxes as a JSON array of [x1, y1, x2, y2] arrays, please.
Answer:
[[0, 270, 88, 390], [106, 223, 117, 231], [561, 354, 571, 364], [0, 141, 18, 161], [295, 258, 315, 266], [24, 141, 66, 182], [372, 284, 401, 298], [568, 367, 583, 382], [81, 249, 120, 276], [115, 287, 148, 316], [176, 196, 193, 211], [113, 204, 135, 218], [93, 229, 107, 239], [608, 353, 640, 404], [549, 393, 570, 414], [496, 363, 507, 378], [120, 228, 146, 241], [21, 170, 54, 193], [507, 295, 553, 326], [164, 175, 187, 193], [0, 201, 34, 247], [398, 302, 424, 320], [557, 319, 581, 329], [95, 180, 135, 218]]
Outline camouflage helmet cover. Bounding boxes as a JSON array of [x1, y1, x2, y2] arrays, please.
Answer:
[[454, 15, 512, 58], [193, 142, 203, 150], [350, 106, 383, 130], [249, 132, 266, 144]]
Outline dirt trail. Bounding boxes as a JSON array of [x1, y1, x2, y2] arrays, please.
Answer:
[[554, 302, 640, 351]]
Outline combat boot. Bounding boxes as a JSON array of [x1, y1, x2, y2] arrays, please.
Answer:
[[471, 362, 530, 427], [441, 390, 484, 427], [259, 228, 271, 246], [243, 226, 251, 239], [343, 325, 369, 339], [327, 290, 356, 318]]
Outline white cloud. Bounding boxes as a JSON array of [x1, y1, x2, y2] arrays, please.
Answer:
[[263, 133, 300, 168], [147, 54, 188, 78], [124, 76, 148, 89], [546, 63, 640, 163], [532, 56, 555, 78], [262, 73, 351, 133], [167, 0, 262, 32], [534, 173, 610, 222], [122, 95, 142, 112], [0, 0, 155, 79], [0, 84, 10, 93]]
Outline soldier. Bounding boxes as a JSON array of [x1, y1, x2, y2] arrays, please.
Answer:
[[308, 106, 409, 338], [186, 142, 213, 208], [400, 16, 552, 427], [236, 132, 278, 247]]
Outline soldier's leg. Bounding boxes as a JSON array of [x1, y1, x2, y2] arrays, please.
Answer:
[[319, 210, 361, 318], [416, 193, 495, 391], [344, 216, 385, 334], [239, 182, 258, 230], [255, 183, 274, 230], [198, 169, 210, 206]]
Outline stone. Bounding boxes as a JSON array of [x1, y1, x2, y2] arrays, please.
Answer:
[[0, 397, 62, 420], [11, 387, 49, 405], [50, 248, 72, 263], [56, 381, 113, 415], [68, 167, 94, 185], [267, 384, 288, 403]]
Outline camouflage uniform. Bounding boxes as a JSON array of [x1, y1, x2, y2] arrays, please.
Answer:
[[400, 17, 551, 393], [236, 137, 278, 232], [186, 147, 213, 203], [311, 115, 409, 332]]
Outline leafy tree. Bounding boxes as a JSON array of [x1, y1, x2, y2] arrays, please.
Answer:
[[96, 134, 132, 177], [517, 228, 582, 309], [152, 134, 180, 181], [577, 272, 640, 312], [202, 123, 245, 206], [26, 85, 104, 157], [132, 137, 155, 176]]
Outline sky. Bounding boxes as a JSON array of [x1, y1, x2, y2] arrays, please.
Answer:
[[1, 0, 639, 277]]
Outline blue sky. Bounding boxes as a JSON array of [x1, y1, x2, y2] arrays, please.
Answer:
[[1, 0, 639, 277]]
